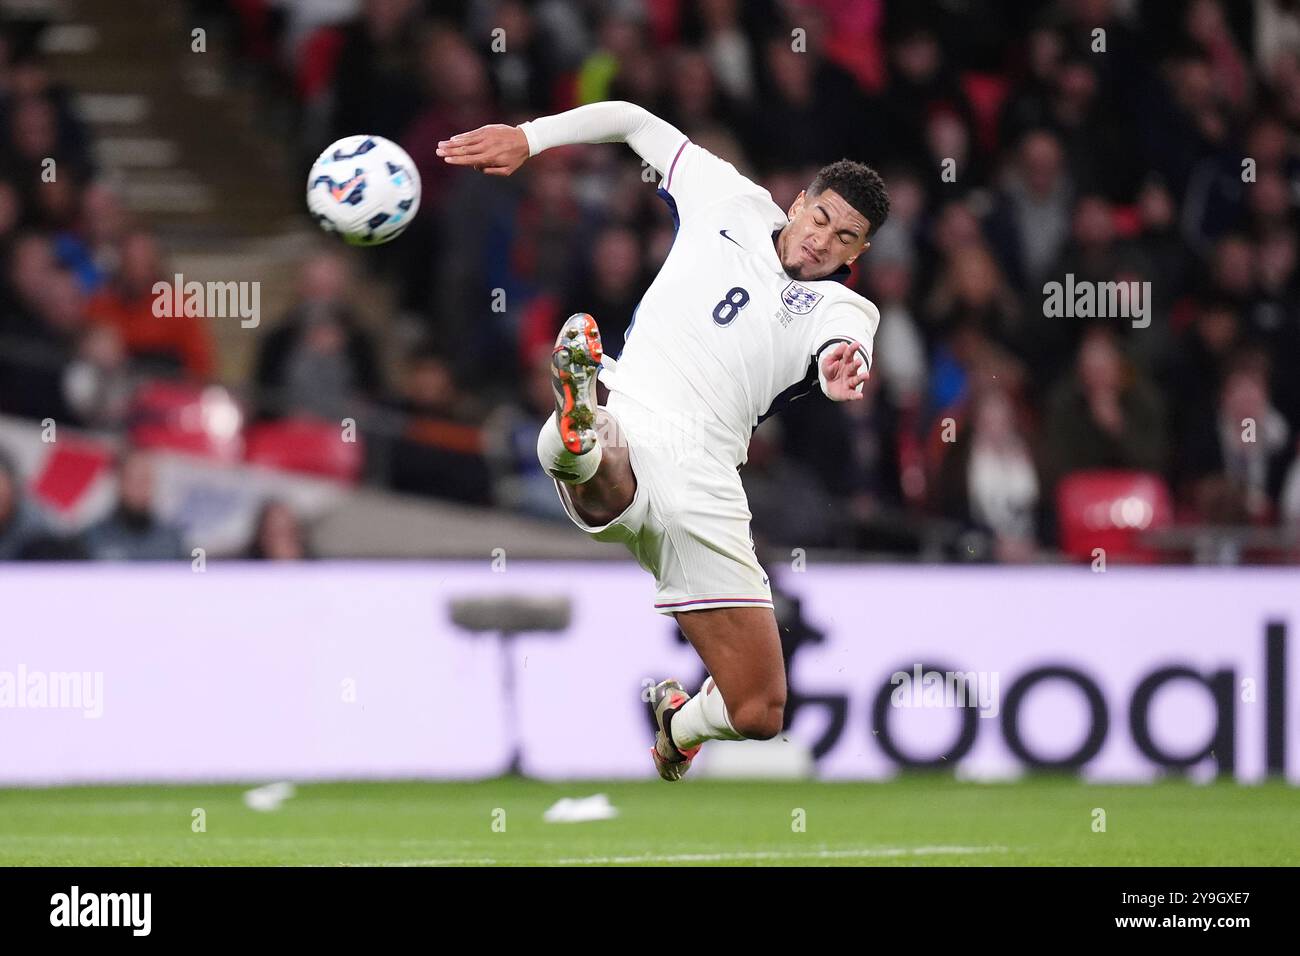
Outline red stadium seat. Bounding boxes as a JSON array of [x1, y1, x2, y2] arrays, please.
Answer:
[[1056, 470, 1174, 562], [244, 417, 364, 483], [128, 380, 245, 463]]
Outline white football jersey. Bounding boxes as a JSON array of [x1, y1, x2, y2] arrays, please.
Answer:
[[600, 139, 881, 469]]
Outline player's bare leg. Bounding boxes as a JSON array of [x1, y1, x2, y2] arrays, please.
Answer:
[[537, 313, 636, 525], [566, 408, 636, 526], [650, 606, 786, 780]]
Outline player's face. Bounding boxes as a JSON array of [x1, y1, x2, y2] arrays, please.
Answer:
[[779, 188, 870, 281]]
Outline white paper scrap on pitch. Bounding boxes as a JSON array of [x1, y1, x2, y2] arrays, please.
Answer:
[[543, 794, 619, 823], [243, 781, 296, 812]]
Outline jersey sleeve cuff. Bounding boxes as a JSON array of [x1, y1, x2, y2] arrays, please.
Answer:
[[518, 121, 541, 157]]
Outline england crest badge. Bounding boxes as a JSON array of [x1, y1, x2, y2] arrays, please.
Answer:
[[781, 281, 823, 315]]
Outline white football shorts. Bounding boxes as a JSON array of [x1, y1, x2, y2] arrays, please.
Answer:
[[552, 390, 774, 615]]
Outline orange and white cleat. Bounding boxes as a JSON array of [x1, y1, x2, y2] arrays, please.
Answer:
[[551, 312, 604, 455], [649, 678, 701, 782]]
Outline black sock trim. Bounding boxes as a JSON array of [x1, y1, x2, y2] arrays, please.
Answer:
[[661, 705, 688, 760]]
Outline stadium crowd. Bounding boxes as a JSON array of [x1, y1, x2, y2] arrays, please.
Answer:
[[2, 0, 1300, 562]]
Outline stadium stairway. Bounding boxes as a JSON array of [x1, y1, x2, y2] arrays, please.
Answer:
[[42, 0, 301, 239], [32, 0, 397, 382]]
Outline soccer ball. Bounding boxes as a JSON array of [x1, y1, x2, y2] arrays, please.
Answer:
[[306, 135, 421, 246]]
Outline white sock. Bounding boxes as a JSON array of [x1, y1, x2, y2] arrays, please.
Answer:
[[537, 411, 602, 483], [670, 677, 744, 750]]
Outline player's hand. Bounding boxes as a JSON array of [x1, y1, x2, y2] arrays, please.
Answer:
[[436, 124, 530, 176], [821, 341, 869, 401]]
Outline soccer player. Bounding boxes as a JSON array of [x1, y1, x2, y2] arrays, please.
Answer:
[[438, 101, 888, 780]]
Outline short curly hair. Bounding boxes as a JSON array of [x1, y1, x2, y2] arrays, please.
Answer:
[[808, 160, 890, 238]]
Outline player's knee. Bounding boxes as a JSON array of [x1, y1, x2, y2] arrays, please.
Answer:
[[731, 689, 786, 740], [569, 486, 617, 527]]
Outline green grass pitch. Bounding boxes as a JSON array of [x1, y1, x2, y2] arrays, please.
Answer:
[[1, 776, 1297, 866]]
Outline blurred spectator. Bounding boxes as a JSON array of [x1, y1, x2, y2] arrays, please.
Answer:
[[328, 0, 425, 143], [86, 229, 215, 379], [1179, 349, 1292, 523], [875, 24, 972, 175], [1142, 46, 1229, 198], [484, 341, 568, 520], [470, 0, 557, 114], [481, 148, 591, 379], [0, 449, 57, 559], [742, 417, 837, 549], [661, 47, 733, 133], [923, 198, 985, 300], [1165, 297, 1243, 438], [1052, 195, 1127, 287], [400, 28, 495, 311], [1043, 325, 1167, 485], [986, 129, 1073, 292], [781, 371, 908, 552], [1000, 25, 1064, 142], [696, 0, 756, 103], [30, 170, 80, 234], [927, 320, 1026, 427], [246, 499, 312, 560], [83, 451, 186, 560], [928, 106, 984, 198], [63, 323, 134, 430], [576, 13, 643, 106], [1266, 48, 1300, 130], [0, 48, 93, 176], [1132, 177, 1190, 320], [923, 241, 1021, 350], [862, 255, 926, 410], [53, 182, 129, 296], [1037, 194, 1151, 377], [1183, 115, 1298, 253], [1202, 233, 1256, 311], [0, 230, 57, 328], [1185, 0, 1250, 112], [254, 249, 380, 420], [741, 30, 861, 174], [560, 225, 644, 347], [862, 168, 922, 268], [923, 240, 1029, 405], [934, 385, 1041, 562], [383, 342, 492, 504], [1256, 0, 1300, 78], [607, 41, 664, 112], [0, 237, 84, 422], [1252, 226, 1300, 428]]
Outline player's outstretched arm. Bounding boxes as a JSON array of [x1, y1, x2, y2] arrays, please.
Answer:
[[437, 101, 685, 179]]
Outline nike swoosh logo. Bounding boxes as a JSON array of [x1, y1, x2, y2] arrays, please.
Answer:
[[719, 229, 743, 248], [330, 174, 364, 201]]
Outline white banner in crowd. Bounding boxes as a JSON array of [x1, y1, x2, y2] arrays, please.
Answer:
[[0, 415, 346, 555], [0, 563, 1296, 784]]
